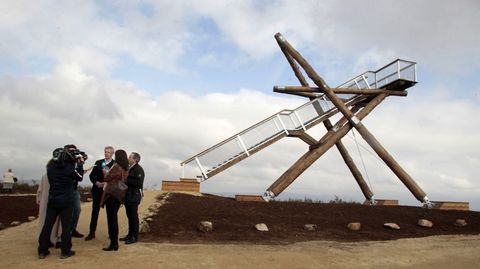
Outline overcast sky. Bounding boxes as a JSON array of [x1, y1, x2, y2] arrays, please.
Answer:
[[1, 0, 479, 209]]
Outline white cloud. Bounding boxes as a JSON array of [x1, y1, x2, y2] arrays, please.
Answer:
[[0, 0, 479, 210]]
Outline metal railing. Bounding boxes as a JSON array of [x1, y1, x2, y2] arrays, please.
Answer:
[[181, 59, 417, 180]]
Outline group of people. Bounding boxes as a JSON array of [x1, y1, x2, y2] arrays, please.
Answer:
[[36, 145, 145, 259]]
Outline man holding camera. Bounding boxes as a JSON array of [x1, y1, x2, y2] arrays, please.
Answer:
[[85, 146, 115, 241], [38, 145, 85, 259], [120, 152, 144, 245]]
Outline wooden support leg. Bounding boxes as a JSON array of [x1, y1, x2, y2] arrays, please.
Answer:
[[276, 40, 374, 201], [323, 120, 374, 201], [264, 94, 387, 200], [275, 33, 428, 204]]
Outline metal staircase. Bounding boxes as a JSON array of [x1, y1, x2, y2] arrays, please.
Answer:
[[181, 59, 417, 181]]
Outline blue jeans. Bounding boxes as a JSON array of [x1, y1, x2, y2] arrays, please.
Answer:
[[70, 190, 81, 231]]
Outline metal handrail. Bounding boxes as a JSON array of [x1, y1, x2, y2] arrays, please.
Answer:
[[180, 98, 321, 165]]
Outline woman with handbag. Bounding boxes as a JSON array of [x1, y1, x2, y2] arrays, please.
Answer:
[[99, 149, 128, 251]]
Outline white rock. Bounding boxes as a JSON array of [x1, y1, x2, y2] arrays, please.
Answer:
[[10, 221, 21, 226], [28, 216, 36, 221], [417, 219, 433, 228], [255, 223, 269, 232], [304, 224, 317, 231], [454, 219, 467, 227], [384, 223, 400, 230], [347, 222, 361, 231], [146, 218, 153, 222], [198, 221, 213, 232]]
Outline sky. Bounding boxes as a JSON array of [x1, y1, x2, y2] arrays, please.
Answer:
[[0, 0, 479, 209]]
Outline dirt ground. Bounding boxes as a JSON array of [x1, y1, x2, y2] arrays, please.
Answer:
[[0, 191, 479, 269], [143, 193, 480, 244]]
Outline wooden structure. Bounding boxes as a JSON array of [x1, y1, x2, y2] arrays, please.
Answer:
[[235, 195, 266, 202], [430, 201, 469, 211], [181, 32, 433, 206], [161, 178, 200, 193]]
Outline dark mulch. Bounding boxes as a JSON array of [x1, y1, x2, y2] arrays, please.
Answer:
[[0, 195, 38, 227], [142, 193, 480, 244], [0, 191, 92, 230]]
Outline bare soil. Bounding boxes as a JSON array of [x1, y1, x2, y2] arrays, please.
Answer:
[[143, 192, 480, 244]]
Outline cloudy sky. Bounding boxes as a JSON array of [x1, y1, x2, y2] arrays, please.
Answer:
[[1, 0, 479, 209]]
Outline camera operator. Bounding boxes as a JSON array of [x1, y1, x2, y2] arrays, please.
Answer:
[[38, 146, 85, 259]]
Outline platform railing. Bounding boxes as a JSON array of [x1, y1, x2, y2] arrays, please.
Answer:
[[181, 59, 417, 180]]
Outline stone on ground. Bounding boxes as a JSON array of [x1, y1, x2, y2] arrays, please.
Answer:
[[454, 219, 467, 227], [384, 223, 400, 230], [255, 223, 269, 232], [198, 221, 213, 232], [418, 219, 433, 228], [347, 222, 361, 231], [304, 224, 317, 231]]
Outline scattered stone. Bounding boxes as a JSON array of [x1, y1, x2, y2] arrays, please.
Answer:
[[197, 221, 213, 232], [139, 220, 150, 233], [384, 223, 400, 230], [87, 198, 93, 202], [0, 222, 5, 230], [347, 222, 361, 231], [304, 224, 317, 231], [146, 217, 153, 222], [10, 221, 21, 226], [255, 223, 269, 232], [417, 219, 433, 228], [28, 216, 36, 221], [454, 219, 467, 227]]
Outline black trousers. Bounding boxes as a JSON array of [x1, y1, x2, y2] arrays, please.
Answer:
[[88, 187, 103, 234], [105, 196, 120, 245], [38, 204, 73, 254], [125, 203, 139, 239]]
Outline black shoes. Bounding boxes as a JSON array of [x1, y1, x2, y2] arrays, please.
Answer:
[[125, 237, 137, 245], [119, 235, 130, 241], [47, 241, 54, 248], [71, 230, 84, 238], [102, 245, 119, 251], [55, 242, 61, 249], [38, 250, 50, 259], [85, 233, 95, 241], [60, 250, 76, 259]]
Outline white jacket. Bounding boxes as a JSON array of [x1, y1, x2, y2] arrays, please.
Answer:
[[3, 171, 15, 183]]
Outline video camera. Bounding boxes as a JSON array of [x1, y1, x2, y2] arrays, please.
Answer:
[[52, 147, 88, 164]]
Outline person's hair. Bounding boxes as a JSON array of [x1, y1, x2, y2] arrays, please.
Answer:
[[131, 152, 141, 163], [115, 150, 129, 170], [7, 168, 12, 172], [64, 144, 77, 150], [104, 146, 114, 152]]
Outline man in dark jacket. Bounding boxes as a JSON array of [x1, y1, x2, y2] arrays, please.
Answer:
[[38, 147, 84, 259], [85, 146, 115, 241], [120, 152, 144, 244]]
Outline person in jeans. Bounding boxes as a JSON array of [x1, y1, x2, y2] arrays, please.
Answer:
[[85, 146, 115, 241], [120, 152, 145, 244], [64, 144, 85, 239], [38, 146, 84, 259]]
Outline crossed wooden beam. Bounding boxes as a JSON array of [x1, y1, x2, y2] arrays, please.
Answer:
[[263, 33, 430, 206]]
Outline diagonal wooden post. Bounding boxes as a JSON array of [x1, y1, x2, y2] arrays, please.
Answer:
[[274, 33, 428, 203], [275, 38, 374, 201], [265, 93, 388, 199]]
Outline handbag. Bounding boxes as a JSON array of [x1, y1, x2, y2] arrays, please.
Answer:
[[104, 168, 128, 203]]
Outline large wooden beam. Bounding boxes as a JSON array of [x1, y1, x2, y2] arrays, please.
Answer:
[[287, 130, 318, 146], [275, 33, 428, 203], [274, 86, 408, 97], [275, 36, 374, 201], [265, 93, 388, 199]]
